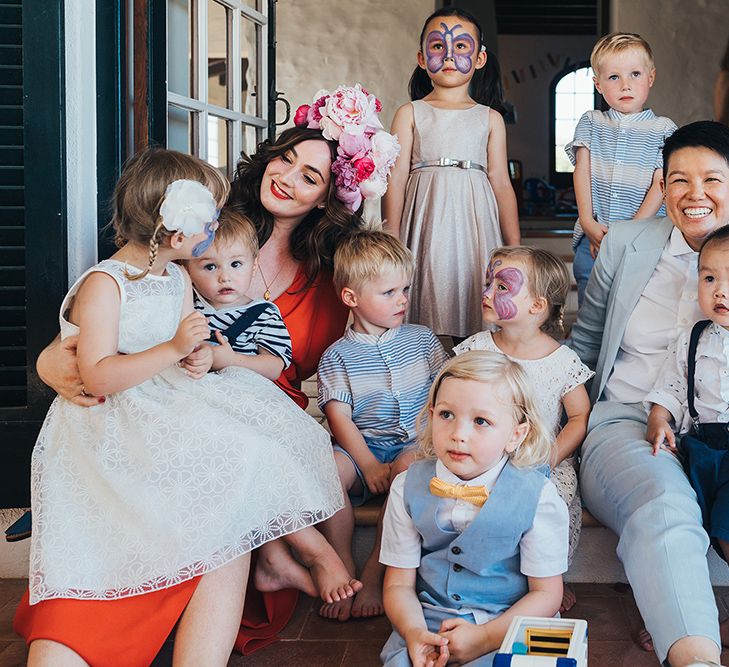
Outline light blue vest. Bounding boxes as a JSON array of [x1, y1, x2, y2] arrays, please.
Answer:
[[403, 458, 545, 615]]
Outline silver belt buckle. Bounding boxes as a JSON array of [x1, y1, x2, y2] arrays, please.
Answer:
[[458, 160, 472, 169]]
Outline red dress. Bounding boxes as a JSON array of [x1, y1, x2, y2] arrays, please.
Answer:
[[15, 268, 348, 664]]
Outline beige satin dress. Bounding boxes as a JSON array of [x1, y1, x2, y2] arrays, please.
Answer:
[[400, 100, 501, 338]]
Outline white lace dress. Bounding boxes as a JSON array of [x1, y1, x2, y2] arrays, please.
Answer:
[[454, 331, 594, 563], [29, 259, 343, 604]]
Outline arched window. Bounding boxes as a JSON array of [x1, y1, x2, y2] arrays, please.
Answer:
[[549, 62, 600, 187]]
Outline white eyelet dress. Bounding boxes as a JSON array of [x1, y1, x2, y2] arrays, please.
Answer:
[[28, 259, 343, 604]]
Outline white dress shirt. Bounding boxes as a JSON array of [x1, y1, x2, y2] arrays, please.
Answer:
[[645, 322, 729, 432], [604, 227, 702, 404]]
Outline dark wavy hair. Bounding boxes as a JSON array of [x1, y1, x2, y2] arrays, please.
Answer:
[[229, 126, 365, 287], [408, 7, 506, 114]]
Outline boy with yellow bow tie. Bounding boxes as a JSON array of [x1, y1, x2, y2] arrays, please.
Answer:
[[379, 351, 569, 666]]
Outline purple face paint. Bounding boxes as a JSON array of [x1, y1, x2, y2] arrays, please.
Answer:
[[425, 22, 476, 74], [191, 219, 218, 258], [482, 259, 524, 320]]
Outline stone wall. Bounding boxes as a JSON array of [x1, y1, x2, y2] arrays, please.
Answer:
[[275, 0, 434, 132], [498, 34, 597, 181], [611, 0, 726, 127]]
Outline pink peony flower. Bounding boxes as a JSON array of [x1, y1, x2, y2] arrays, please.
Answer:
[[371, 130, 401, 171], [323, 84, 382, 137], [293, 104, 311, 127], [331, 156, 359, 191], [337, 131, 371, 160], [353, 157, 375, 182], [359, 173, 388, 200], [375, 98, 382, 113], [310, 95, 328, 121], [336, 186, 362, 212], [319, 116, 342, 141]]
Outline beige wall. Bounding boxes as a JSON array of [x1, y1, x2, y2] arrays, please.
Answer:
[[611, 0, 726, 127], [275, 0, 726, 185], [498, 34, 596, 181], [275, 0, 434, 132]]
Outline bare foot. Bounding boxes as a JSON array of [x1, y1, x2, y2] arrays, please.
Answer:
[[721, 616, 729, 648], [300, 542, 363, 604], [637, 627, 654, 652], [559, 585, 577, 614], [350, 567, 384, 618], [254, 540, 317, 598], [319, 595, 354, 622]]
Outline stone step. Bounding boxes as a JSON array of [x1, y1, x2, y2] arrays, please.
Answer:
[[351, 498, 729, 585]]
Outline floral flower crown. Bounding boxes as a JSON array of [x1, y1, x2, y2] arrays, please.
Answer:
[[293, 84, 400, 212]]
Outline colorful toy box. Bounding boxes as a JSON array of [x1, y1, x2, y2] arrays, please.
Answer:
[[493, 616, 588, 666]]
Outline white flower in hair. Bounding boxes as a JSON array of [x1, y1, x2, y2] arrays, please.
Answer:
[[160, 179, 217, 237]]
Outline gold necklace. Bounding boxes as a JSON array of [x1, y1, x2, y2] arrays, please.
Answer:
[[258, 262, 285, 301]]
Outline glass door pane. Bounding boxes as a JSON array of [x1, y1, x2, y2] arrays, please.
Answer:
[[240, 14, 258, 116], [168, 105, 194, 152], [207, 0, 228, 106], [208, 116, 228, 171], [168, 0, 192, 97]]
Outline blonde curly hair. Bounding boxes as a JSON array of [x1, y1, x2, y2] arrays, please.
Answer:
[[416, 351, 552, 469]]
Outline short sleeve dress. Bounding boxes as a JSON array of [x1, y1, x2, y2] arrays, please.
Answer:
[[399, 100, 502, 339], [454, 331, 594, 563]]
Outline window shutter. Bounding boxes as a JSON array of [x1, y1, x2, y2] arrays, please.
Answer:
[[0, 0, 67, 507], [0, 1, 25, 410]]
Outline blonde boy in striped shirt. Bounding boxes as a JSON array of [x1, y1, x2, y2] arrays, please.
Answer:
[[567, 32, 677, 306], [317, 230, 449, 623]]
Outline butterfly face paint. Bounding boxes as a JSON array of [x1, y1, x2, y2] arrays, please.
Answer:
[[482, 259, 525, 320], [424, 22, 476, 74], [191, 218, 220, 258]]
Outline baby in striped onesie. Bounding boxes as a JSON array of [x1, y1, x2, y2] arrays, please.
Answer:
[[186, 207, 292, 380], [317, 230, 449, 622]]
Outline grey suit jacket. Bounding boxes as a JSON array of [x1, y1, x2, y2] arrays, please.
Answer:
[[569, 216, 675, 404]]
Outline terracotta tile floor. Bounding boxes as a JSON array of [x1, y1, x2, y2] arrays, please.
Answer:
[[2, 579, 729, 666]]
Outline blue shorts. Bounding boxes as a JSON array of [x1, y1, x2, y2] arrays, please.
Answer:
[[333, 442, 413, 506]]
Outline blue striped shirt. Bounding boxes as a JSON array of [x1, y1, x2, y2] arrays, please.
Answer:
[[317, 324, 449, 451], [194, 293, 292, 368], [566, 108, 677, 247]]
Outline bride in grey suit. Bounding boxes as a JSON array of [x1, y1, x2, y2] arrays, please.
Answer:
[[570, 120, 729, 666]]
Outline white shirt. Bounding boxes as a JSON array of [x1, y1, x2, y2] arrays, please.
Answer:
[[604, 227, 702, 404], [380, 457, 568, 623], [645, 322, 729, 433]]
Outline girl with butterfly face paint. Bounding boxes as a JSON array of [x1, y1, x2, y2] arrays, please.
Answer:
[[383, 8, 521, 340], [454, 245, 594, 616]]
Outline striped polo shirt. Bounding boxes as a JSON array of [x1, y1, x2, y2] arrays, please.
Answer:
[[317, 324, 449, 451], [194, 293, 292, 367], [566, 108, 677, 247]]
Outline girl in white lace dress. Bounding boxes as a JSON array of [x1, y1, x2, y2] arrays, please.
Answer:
[[453, 246, 593, 613], [21, 149, 357, 666]]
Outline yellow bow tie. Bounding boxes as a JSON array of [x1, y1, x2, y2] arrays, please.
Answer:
[[429, 477, 489, 507]]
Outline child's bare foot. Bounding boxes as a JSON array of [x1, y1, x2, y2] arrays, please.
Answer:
[[319, 595, 354, 622], [559, 585, 577, 614], [721, 617, 729, 648], [350, 563, 384, 618], [350, 585, 384, 618], [301, 541, 363, 604], [255, 540, 317, 598], [637, 627, 654, 652]]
